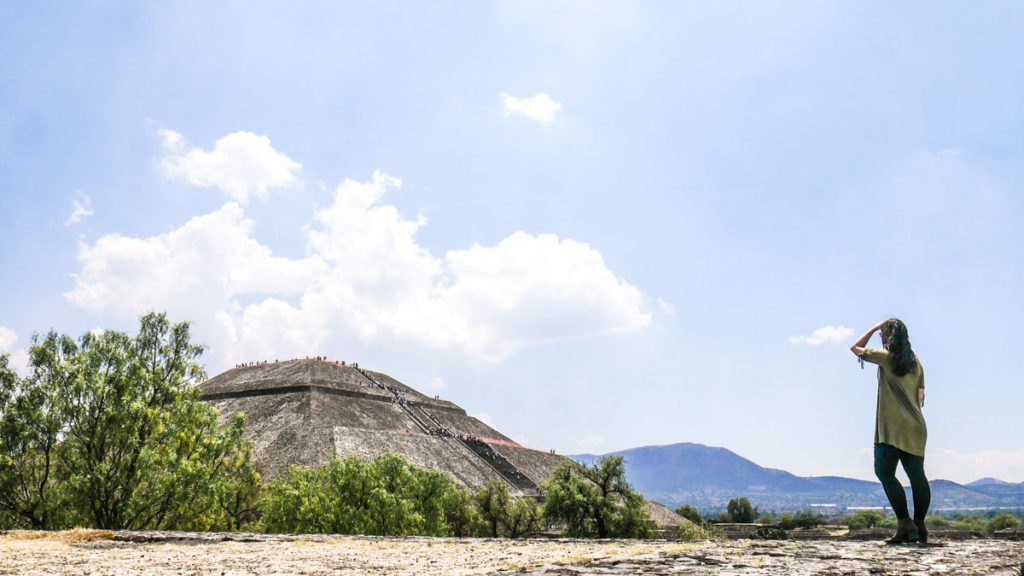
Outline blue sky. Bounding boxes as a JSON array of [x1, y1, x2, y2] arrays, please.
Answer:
[[2, 1, 1022, 484]]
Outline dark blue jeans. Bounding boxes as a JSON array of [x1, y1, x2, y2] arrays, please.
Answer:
[[874, 443, 931, 522]]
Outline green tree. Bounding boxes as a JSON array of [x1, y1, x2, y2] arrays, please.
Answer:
[[474, 480, 511, 537], [541, 456, 654, 538], [987, 512, 1021, 534], [0, 351, 74, 529], [847, 509, 886, 529], [411, 467, 457, 536], [726, 497, 757, 523], [258, 454, 461, 536], [208, 439, 262, 530], [365, 453, 424, 535], [674, 504, 704, 526], [0, 314, 256, 530], [442, 487, 482, 537], [503, 497, 542, 538]]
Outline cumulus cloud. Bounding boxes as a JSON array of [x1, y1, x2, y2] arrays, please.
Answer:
[[65, 202, 326, 318], [501, 93, 561, 126], [0, 327, 16, 353], [0, 327, 30, 376], [421, 377, 446, 393], [64, 191, 94, 227], [788, 325, 854, 346], [472, 412, 495, 427], [65, 165, 651, 368], [158, 129, 302, 203]]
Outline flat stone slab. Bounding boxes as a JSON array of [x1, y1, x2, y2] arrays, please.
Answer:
[[1, 531, 1022, 575]]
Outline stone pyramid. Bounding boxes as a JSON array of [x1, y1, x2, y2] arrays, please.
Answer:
[[199, 358, 569, 496]]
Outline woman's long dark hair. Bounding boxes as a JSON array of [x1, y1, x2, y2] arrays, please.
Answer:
[[882, 318, 918, 377]]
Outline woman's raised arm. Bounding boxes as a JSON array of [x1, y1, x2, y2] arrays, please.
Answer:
[[850, 320, 886, 357]]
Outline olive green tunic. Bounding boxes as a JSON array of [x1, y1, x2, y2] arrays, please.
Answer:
[[860, 348, 927, 456]]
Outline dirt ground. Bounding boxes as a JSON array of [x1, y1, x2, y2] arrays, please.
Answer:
[[1, 530, 1022, 575]]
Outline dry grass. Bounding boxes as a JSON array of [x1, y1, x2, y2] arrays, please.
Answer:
[[2, 527, 115, 542]]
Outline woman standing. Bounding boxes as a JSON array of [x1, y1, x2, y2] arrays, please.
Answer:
[[850, 318, 930, 544]]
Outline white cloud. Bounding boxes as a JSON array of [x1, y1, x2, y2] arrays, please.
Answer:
[[64, 202, 330, 363], [0, 327, 30, 376], [64, 190, 94, 227], [158, 129, 302, 203], [788, 325, 854, 346], [65, 165, 651, 368], [0, 327, 16, 352], [472, 412, 495, 427], [422, 377, 446, 393], [501, 93, 562, 126]]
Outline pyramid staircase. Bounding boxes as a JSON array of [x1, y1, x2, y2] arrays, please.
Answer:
[[354, 366, 539, 495]]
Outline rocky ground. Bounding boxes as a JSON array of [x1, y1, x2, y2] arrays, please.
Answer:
[[1, 530, 1022, 575]]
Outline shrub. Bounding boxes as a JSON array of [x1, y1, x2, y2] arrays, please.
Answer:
[[258, 454, 463, 536], [503, 497, 543, 538], [474, 480, 511, 537], [674, 504, 705, 526], [677, 520, 726, 541], [751, 525, 787, 540], [442, 487, 481, 537], [924, 514, 950, 528], [777, 510, 824, 530], [847, 510, 886, 530], [541, 456, 654, 538], [987, 512, 1021, 533]]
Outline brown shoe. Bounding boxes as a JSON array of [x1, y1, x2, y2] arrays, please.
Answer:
[[886, 518, 918, 545], [913, 519, 928, 544]]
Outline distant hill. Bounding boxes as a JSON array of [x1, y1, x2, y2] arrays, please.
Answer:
[[965, 479, 1024, 500], [967, 477, 1012, 487], [571, 442, 1024, 512]]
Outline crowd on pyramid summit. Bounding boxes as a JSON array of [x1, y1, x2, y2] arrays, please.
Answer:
[[233, 356, 358, 369]]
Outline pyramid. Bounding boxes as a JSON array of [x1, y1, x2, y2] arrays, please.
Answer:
[[199, 358, 569, 496]]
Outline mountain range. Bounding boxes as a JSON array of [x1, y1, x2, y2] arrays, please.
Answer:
[[572, 443, 1024, 512]]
